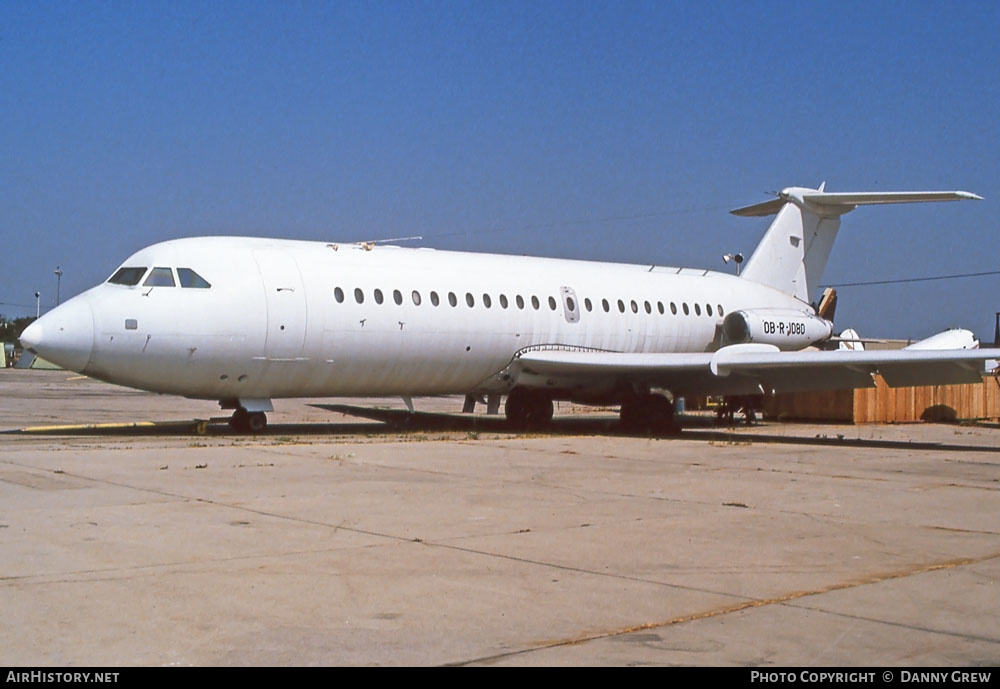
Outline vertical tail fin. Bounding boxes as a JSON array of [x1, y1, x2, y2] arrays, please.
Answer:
[[731, 187, 982, 305]]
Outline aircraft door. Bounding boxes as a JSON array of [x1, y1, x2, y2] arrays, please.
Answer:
[[253, 249, 308, 360], [560, 286, 580, 323]]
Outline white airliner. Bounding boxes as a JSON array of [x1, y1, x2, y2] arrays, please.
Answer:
[[20, 185, 997, 432]]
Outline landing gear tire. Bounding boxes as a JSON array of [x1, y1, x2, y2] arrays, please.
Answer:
[[504, 388, 554, 430], [619, 397, 645, 429], [619, 393, 678, 434], [230, 408, 248, 433], [230, 408, 267, 434], [649, 394, 676, 431], [246, 412, 267, 433]]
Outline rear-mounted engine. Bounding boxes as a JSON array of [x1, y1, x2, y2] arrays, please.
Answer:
[[723, 309, 833, 351]]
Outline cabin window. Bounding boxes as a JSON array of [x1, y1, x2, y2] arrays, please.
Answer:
[[584, 298, 592, 312], [393, 289, 403, 305], [108, 266, 147, 286], [431, 291, 440, 306], [177, 268, 211, 288], [657, 301, 664, 315], [617, 299, 625, 313], [644, 301, 651, 314], [706, 304, 713, 316], [567, 297, 576, 312], [670, 302, 677, 315], [548, 296, 557, 311], [718, 304, 724, 316], [695, 303, 701, 316], [464, 293, 474, 307], [448, 292, 458, 307], [630, 300, 638, 314], [355, 288, 365, 304], [412, 290, 421, 306], [500, 294, 509, 309], [683, 303, 689, 315], [143, 267, 175, 287], [334, 287, 345, 303], [602, 299, 610, 313], [516, 295, 525, 309], [531, 296, 540, 310], [373, 288, 384, 304], [483, 293, 492, 308]]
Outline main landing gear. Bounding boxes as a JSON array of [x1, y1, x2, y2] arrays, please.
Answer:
[[619, 393, 677, 434], [504, 387, 554, 430], [714, 395, 760, 426], [502, 388, 678, 434], [230, 407, 268, 433]]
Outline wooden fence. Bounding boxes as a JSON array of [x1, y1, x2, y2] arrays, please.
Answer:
[[764, 374, 1000, 423]]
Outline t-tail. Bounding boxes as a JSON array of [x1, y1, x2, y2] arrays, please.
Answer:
[[731, 185, 982, 304]]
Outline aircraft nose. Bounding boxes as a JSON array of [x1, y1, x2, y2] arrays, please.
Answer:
[[19, 320, 43, 352], [20, 298, 95, 373]]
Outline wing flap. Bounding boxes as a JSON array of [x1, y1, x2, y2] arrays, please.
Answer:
[[713, 348, 992, 390], [514, 347, 1000, 396]]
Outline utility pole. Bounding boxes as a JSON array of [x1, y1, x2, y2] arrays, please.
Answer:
[[34, 292, 40, 319], [994, 312, 999, 348], [54, 267, 62, 306]]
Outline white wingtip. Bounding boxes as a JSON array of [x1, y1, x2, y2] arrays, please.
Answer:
[[957, 191, 984, 201]]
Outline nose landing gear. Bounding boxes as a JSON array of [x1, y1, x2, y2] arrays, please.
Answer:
[[229, 408, 268, 433], [220, 398, 273, 434]]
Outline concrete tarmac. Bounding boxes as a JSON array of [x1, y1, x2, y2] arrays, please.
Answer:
[[1, 369, 998, 666]]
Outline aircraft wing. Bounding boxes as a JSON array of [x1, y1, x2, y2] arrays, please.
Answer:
[[511, 345, 1000, 397]]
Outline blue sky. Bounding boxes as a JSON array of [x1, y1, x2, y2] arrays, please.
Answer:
[[3, 1, 998, 339]]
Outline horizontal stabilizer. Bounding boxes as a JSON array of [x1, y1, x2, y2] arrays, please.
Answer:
[[802, 190, 983, 207], [730, 197, 786, 217], [731, 189, 982, 218]]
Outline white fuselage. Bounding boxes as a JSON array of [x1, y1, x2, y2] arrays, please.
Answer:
[[30, 237, 808, 401]]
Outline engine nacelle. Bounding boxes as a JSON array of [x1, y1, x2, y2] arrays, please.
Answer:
[[904, 328, 979, 350], [723, 308, 833, 351]]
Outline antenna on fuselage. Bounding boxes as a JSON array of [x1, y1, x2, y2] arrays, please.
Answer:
[[353, 235, 424, 250]]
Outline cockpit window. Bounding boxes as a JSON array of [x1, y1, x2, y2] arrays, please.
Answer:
[[108, 267, 148, 286], [143, 267, 176, 287], [177, 268, 211, 289]]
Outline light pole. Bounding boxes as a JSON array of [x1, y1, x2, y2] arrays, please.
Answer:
[[723, 252, 744, 276], [34, 292, 40, 319], [54, 267, 62, 306]]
